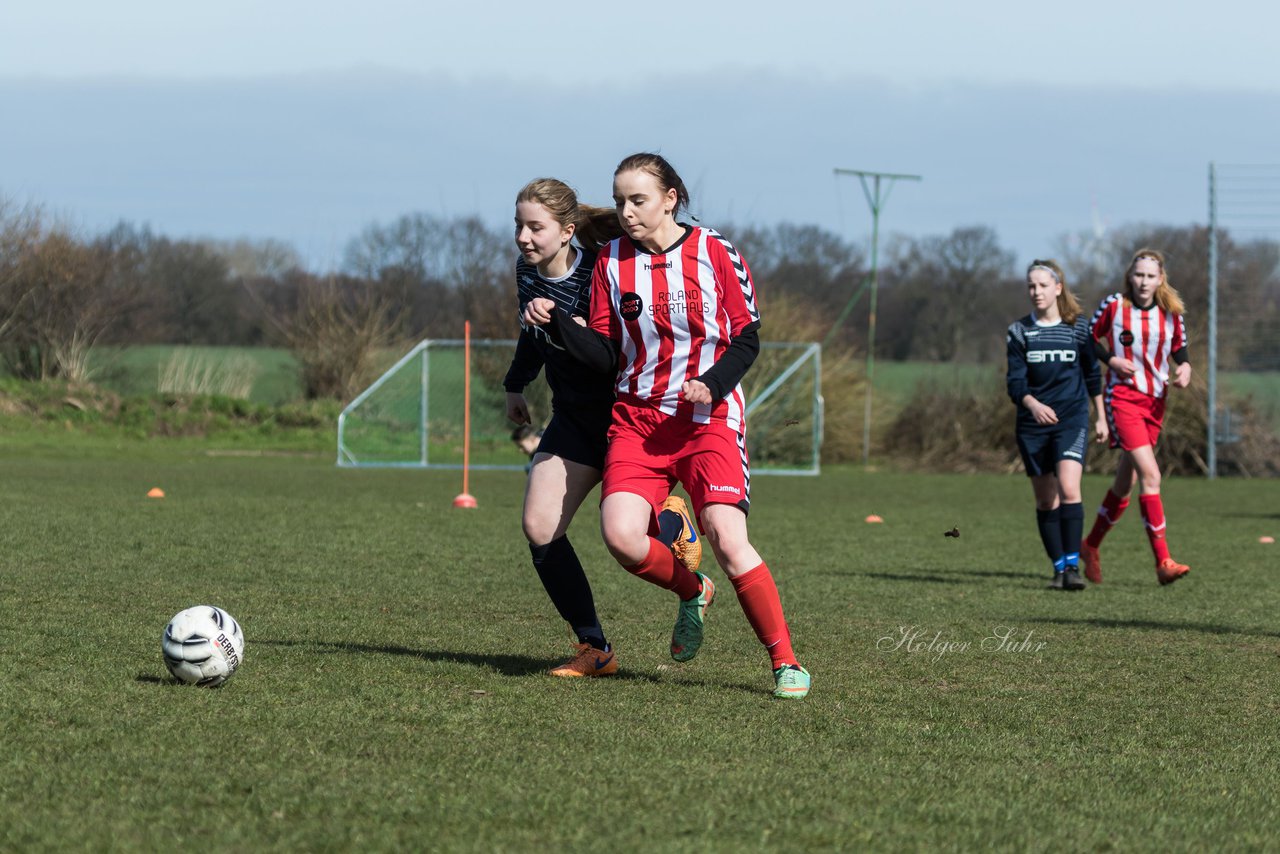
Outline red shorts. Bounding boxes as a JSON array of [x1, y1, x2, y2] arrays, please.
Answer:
[[602, 400, 751, 527], [1106, 384, 1166, 451]]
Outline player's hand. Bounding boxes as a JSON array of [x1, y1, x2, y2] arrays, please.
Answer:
[[1024, 396, 1058, 425], [570, 315, 587, 327], [1109, 356, 1137, 378], [1094, 416, 1109, 444], [523, 298, 556, 327], [1172, 362, 1192, 388], [506, 392, 531, 425], [681, 379, 713, 406]]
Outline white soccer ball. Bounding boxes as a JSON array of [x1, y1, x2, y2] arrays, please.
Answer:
[[162, 605, 245, 687]]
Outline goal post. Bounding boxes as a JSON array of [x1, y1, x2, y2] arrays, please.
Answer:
[[337, 339, 824, 474]]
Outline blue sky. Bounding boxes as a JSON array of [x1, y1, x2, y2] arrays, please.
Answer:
[[2, 1, 1278, 271]]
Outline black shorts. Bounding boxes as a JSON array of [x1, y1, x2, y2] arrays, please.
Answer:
[[1016, 420, 1088, 477], [537, 402, 613, 470]]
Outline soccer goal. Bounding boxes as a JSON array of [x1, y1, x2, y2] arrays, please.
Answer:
[[337, 338, 824, 474]]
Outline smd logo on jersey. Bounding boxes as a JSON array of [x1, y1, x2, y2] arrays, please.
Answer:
[[620, 292, 644, 321], [1118, 330, 1135, 346], [1027, 350, 1077, 363]]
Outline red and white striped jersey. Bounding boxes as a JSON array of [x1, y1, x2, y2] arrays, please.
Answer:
[[588, 226, 760, 429], [1090, 293, 1188, 399]]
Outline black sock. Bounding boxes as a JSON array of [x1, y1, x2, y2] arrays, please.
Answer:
[[656, 509, 682, 548], [1059, 503, 1084, 566], [1036, 507, 1064, 570], [530, 536, 606, 650]]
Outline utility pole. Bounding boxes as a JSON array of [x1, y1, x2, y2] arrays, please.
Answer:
[[1207, 162, 1218, 479], [833, 168, 922, 465]]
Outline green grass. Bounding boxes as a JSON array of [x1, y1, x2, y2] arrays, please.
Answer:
[[2, 441, 1278, 851], [871, 360, 999, 404], [91, 346, 304, 406], [1222, 370, 1280, 430]]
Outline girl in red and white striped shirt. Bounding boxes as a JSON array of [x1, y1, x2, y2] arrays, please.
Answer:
[[524, 153, 809, 699], [1082, 248, 1192, 586]]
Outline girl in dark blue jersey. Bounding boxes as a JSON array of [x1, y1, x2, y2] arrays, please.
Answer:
[[504, 178, 699, 677], [1005, 259, 1107, 590], [504, 178, 623, 677]]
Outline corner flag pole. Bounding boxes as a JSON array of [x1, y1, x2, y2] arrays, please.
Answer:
[[453, 320, 478, 508], [833, 167, 922, 466]]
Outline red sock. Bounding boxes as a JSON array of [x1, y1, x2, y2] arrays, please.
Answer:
[[625, 538, 701, 600], [729, 563, 795, 669], [1086, 489, 1130, 548], [1138, 494, 1172, 563]]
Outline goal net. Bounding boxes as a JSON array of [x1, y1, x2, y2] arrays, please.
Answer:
[[337, 339, 823, 474]]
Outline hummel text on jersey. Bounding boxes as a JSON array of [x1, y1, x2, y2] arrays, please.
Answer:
[[1027, 350, 1077, 363], [709, 484, 742, 495], [643, 261, 674, 271]]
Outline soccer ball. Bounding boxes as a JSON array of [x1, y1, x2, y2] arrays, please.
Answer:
[[162, 606, 245, 687]]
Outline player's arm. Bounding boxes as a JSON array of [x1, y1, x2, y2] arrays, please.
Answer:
[[1006, 323, 1056, 424], [690, 321, 761, 403], [503, 329, 544, 424], [685, 234, 761, 405], [1170, 313, 1192, 387], [1005, 324, 1030, 405], [547, 307, 618, 374], [547, 254, 620, 374], [1078, 316, 1104, 399], [1091, 297, 1137, 378], [1091, 392, 1108, 443], [1077, 317, 1108, 441]]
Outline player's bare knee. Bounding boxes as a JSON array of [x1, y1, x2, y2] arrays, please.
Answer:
[[522, 515, 557, 547], [600, 522, 646, 565]]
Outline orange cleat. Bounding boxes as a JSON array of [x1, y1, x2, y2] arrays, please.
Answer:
[[661, 495, 702, 572], [1156, 558, 1190, 586], [549, 643, 617, 678], [1081, 543, 1102, 584]]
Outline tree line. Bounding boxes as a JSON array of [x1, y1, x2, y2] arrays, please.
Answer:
[[1, 196, 1277, 401]]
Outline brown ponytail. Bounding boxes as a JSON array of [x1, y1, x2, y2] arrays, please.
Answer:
[[515, 178, 624, 251]]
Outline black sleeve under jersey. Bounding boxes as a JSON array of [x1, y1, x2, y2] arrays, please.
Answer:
[[548, 308, 619, 375], [695, 322, 761, 403], [502, 329, 544, 393]]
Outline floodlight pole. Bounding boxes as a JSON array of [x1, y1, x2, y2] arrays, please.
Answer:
[[833, 168, 922, 465]]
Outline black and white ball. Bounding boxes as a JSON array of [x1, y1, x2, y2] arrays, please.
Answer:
[[162, 606, 245, 687]]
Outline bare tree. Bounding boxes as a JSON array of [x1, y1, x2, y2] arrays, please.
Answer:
[[882, 226, 1019, 362], [16, 231, 139, 381], [259, 272, 408, 400], [0, 199, 42, 343]]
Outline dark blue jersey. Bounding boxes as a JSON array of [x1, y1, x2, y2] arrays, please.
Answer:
[[1006, 314, 1102, 432], [502, 248, 616, 410]]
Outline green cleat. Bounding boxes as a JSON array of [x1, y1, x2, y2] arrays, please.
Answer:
[[773, 664, 811, 699], [670, 572, 715, 662]]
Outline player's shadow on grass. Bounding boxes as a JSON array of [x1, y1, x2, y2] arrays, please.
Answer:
[[840, 569, 1026, 585], [1027, 616, 1280, 639], [253, 638, 663, 683]]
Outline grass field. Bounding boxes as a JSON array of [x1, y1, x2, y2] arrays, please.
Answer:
[[2, 438, 1278, 851], [91, 346, 305, 406]]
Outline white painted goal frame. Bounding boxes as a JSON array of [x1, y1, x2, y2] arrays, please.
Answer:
[[337, 339, 823, 475]]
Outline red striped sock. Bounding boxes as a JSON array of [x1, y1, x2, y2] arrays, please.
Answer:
[[1086, 489, 1130, 548], [729, 563, 795, 669], [1139, 494, 1172, 563], [625, 537, 701, 600]]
